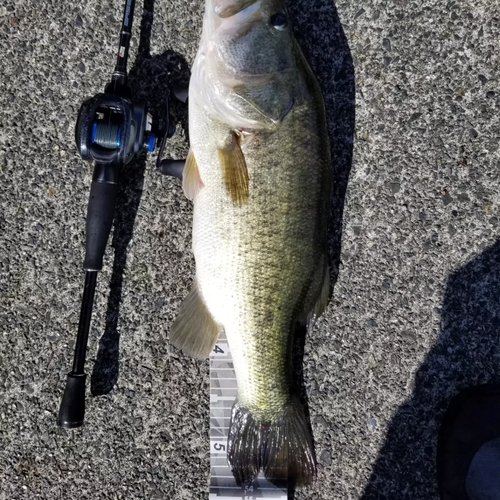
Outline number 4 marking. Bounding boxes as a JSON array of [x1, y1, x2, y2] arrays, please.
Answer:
[[213, 345, 224, 354]]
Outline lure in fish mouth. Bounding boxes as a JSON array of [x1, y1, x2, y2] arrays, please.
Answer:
[[170, 0, 332, 487]]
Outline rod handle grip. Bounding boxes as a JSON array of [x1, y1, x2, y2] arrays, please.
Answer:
[[83, 179, 118, 271]]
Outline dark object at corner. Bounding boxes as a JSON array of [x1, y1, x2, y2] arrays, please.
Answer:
[[438, 384, 500, 500]]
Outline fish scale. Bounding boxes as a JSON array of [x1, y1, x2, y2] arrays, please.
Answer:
[[193, 102, 329, 416]]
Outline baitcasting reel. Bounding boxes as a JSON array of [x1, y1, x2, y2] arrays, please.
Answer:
[[76, 93, 156, 166], [58, 0, 186, 428]]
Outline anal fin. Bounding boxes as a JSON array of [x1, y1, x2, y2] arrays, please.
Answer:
[[170, 281, 220, 359]]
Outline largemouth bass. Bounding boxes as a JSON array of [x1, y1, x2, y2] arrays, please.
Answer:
[[170, 0, 332, 486]]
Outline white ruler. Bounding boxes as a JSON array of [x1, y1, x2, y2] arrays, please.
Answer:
[[209, 331, 288, 499]]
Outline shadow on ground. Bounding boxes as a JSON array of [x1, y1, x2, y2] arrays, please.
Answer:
[[287, 0, 355, 497], [287, 0, 356, 285], [90, 0, 190, 396], [362, 240, 500, 499]]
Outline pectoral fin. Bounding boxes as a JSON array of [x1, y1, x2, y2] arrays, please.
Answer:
[[182, 149, 203, 201], [218, 133, 249, 205], [170, 280, 221, 359]]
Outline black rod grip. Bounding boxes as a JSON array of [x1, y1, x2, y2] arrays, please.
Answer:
[[57, 373, 87, 429], [83, 166, 118, 271]]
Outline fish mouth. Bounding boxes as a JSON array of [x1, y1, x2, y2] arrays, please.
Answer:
[[213, 0, 262, 35], [213, 0, 259, 18]]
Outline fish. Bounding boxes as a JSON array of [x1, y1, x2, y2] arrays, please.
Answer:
[[169, 0, 332, 486]]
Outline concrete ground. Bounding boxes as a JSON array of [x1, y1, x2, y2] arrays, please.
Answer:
[[1, 0, 499, 498]]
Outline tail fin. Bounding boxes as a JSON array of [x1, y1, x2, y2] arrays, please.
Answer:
[[227, 399, 316, 486]]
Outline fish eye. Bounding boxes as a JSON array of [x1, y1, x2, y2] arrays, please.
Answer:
[[270, 12, 287, 30]]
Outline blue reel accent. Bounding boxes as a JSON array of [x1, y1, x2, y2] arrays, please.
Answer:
[[116, 126, 122, 148], [91, 122, 98, 143], [148, 134, 156, 153]]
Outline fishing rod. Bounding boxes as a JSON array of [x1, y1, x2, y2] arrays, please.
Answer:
[[57, 0, 186, 429]]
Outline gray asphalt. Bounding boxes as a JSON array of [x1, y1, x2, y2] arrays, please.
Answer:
[[1, 0, 499, 498]]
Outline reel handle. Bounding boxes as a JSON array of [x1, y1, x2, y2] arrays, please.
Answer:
[[158, 159, 184, 179], [171, 85, 188, 104]]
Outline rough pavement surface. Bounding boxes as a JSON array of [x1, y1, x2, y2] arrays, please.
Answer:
[[1, 0, 499, 498]]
